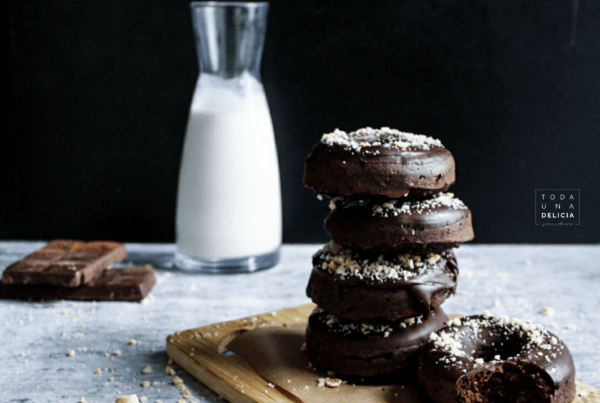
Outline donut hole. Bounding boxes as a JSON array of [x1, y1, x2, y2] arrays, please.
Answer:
[[457, 362, 554, 403], [473, 342, 522, 362]]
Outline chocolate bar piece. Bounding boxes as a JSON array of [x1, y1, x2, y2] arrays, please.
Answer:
[[0, 267, 156, 302], [1, 240, 127, 287]]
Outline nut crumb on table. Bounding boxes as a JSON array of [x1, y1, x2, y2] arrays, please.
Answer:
[[325, 377, 342, 388], [115, 395, 139, 403], [541, 306, 555, 316]]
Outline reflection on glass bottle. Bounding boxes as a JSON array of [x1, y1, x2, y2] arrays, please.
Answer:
[[175, 2, 281, 273]]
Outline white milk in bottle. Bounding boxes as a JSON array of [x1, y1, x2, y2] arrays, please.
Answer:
[[175, 73, 282, 267]]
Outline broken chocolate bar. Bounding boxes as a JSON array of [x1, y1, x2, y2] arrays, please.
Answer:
[[0, 267, 156, 302], [1, 240, 127, 287]]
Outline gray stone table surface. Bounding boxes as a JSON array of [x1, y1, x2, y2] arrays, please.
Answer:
[[0, 242, 599, 403]]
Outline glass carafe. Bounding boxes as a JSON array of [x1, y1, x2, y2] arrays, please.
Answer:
[[175, 2, 281, 273]]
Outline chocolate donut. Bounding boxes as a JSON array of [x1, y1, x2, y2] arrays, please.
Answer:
[[306, 306, 448, 377], [418, 314, 576, 403], [325, 192, 474, 253], [306, 241, 458, 321], [303, 127, 455, 199]]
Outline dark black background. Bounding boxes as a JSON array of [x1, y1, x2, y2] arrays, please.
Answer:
[[3, 0, 600, 243]]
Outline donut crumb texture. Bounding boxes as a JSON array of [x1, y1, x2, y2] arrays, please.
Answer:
[[457, 362, 554, 403]]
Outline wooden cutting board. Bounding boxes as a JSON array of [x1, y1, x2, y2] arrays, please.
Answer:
[[166, 304, 599, 403]]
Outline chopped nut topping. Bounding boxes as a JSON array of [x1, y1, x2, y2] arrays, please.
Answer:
[[315, 308, 422, 336], [314, 240, 447, 282], [141, 365, 152, 374], [338, 192, 467, 219], [321, 127, 443, 152], [429, 315, 562, 370], [448, 318, 461, 327]]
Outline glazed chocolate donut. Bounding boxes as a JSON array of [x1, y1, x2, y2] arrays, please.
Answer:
[[306, 241, 458, 321], [418, 314, 576, 403], [325, 192, 474, 253], [306, 306, 448, 377], [303, 127, 455, 199]]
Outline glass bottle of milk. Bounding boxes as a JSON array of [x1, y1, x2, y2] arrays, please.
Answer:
[[175, 2, 281, 272]]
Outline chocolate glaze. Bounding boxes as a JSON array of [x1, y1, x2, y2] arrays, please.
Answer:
[[306, 306, 449, 377], [303, 142, 455, 199], [326, 198, 474, 253], [417, 315, 576, 403], [307, 250, 458, 321]]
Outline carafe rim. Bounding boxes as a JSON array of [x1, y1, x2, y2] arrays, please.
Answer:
[[190, 1, 269, 9]]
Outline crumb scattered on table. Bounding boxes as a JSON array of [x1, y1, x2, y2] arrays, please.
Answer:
[[541, 306, 555, 316]]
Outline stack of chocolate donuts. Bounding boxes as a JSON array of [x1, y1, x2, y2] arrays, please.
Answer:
[[302, 127, 474, 377]]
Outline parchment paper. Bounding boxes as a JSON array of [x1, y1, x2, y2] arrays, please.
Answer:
[[227, 323, 434, 403]]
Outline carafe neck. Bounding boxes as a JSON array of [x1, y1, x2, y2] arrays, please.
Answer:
[[190, 2, 269, 81]]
